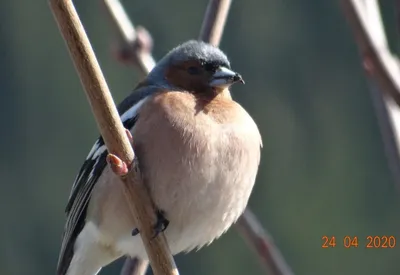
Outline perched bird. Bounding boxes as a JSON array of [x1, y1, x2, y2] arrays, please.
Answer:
[[57, 40, 262, 275]]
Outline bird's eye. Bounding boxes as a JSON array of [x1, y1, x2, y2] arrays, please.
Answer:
[[187, 66, 201, 75], [203, 63, 217, 72]]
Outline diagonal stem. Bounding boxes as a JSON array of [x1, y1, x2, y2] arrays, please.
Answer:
[[48, 0, 178, 275], [340, 0, 400, 191], [102, 0, 155, 75], [199, 0, 232, 46]]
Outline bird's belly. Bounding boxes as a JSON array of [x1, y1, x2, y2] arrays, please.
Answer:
[[106, 96, 261, 258], [135, 124, 258, 254], [108, 140, 252, 258], [160, 167, 252, 254]]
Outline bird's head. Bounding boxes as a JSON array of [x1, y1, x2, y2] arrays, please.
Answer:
[[147, 40, 244, 95]]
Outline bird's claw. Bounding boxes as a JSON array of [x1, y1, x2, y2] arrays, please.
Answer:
[[131, 227, 140, 236], [131, 209, 170, 239], [152, 210, 169, 239]]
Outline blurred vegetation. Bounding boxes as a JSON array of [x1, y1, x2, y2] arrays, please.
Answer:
[[1, 0, 399, 274]]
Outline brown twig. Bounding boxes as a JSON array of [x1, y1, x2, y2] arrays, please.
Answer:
[[199, 0, 232, 46], [341, 0, 400, 105], [103, 0, 155, 76], [104, 0, 294, 275], [121, 257, 151, 275], [340, 0, 400, 189], [48, 1, 178, 275], [236, 209, 294, 275]]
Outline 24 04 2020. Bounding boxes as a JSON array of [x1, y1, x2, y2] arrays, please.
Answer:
[[322, 235, 396, 248]]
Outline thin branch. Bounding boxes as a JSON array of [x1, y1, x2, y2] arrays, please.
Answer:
[[103, 0, 155, 75], [199, 0, 232, 46], [48, 1, 178, 275], [236, 209, 294, 275], [341, 0, 400, 105], [121, 257, 150, 275], [103, 0, 294, 274], [340, 0, 400, 190]]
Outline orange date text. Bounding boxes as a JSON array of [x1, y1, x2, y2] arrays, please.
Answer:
[[321, 236, 396, 248]]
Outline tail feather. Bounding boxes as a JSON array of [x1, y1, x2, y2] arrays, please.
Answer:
[[57, 222, 120, 275]]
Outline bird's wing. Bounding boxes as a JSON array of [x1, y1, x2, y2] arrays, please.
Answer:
[[57, 85, 160, 275]]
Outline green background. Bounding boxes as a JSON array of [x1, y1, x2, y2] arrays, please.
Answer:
[[1, 1, 399, 274]]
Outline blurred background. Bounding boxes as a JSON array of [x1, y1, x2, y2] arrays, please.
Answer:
[[1, 0, 399, 274]]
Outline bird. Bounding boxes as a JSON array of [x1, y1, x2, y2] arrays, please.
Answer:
[[57, 40, 262, 275]]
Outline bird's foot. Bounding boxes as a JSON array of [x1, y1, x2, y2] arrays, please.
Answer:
[[131, 227, 140, 236], [131, 209, 170, 239], [152, 209, 170, 239]]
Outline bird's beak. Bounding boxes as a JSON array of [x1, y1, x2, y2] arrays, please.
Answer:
[[209, 66, 245, 88]]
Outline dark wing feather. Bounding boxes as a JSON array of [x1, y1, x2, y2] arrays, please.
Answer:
[[57, 86, 159, 275]]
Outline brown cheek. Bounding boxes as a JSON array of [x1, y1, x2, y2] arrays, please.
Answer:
[[167, 67, 210, 92], [165, 61, 210, 92], [165, 66, 189, 89]]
